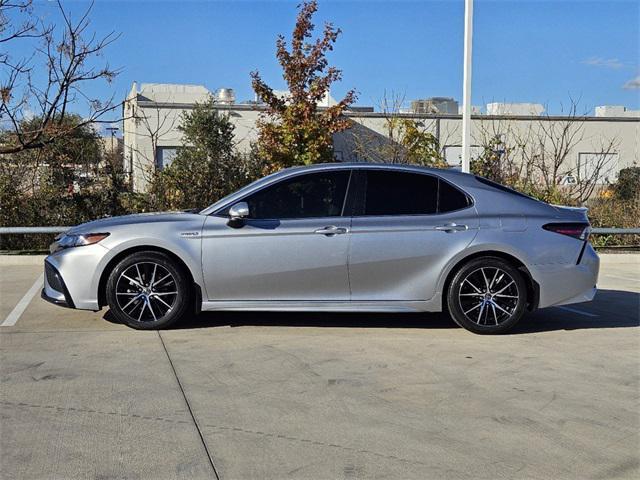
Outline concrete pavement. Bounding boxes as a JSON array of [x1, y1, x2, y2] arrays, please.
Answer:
[[1, 255, 639, 479]]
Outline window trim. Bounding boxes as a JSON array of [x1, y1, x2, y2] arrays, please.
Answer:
[[351, 168, 473, 218], [214, 169, 354, 221]]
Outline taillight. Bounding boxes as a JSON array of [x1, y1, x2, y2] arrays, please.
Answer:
[[543, 223, 590, 240]]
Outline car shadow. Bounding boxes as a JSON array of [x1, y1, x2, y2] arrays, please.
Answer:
[[175, 310, 456, 330], [103, 289, 639, 333], [511, 289, 639, 334]]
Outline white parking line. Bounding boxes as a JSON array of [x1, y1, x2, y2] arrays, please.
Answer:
[[556, 306, 599, 318], [1, 274, 44, 327]]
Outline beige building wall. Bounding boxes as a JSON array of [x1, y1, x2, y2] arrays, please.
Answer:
[[123, 84, 640, 192]]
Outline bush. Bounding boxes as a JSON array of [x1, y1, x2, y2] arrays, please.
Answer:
[[614, 166, 640, 201], [588, 196, 640, 248]]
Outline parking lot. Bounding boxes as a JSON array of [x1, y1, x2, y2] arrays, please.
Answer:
[[1, 254, 638, 480]]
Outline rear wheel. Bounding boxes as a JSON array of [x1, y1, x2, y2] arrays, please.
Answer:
[[106, 251, 191, 329], [447, 257, 527, 334]]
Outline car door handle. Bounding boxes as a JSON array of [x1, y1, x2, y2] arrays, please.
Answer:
[[435, 223, 468, 232], [314, 225, 348, 235]]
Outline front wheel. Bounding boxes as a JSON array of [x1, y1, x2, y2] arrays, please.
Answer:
[[106, 251, 191, 329], [447, 257, 527, 334]]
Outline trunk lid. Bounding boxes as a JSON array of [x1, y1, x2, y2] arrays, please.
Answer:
[[550, 204, 590, 223]]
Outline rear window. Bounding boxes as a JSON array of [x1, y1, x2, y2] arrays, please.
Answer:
[[475, 176, 536, 200]]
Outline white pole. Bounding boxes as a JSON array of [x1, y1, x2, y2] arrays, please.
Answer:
[[461, 0, 474, 173]]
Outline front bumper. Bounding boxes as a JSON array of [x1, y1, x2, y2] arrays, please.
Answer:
[[44, 243, 109, 310], [42, 261, 75, 308]]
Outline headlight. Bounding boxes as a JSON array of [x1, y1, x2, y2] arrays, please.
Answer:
[[54, 232, 110, 251]]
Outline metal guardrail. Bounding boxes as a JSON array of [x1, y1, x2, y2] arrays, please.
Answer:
[[1, 226, 639, 235], [591, 228, 640, 235], [0, 227, 69, 234]]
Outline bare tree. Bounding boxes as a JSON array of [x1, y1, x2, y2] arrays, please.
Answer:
[[519, 100, 618, 203], [350, 91, 451, 166], [473, 99, 619, 204], [472, 116, 534, 185], [1, 1, 41, 53], [122, 98, 180, 188], [0, 0, 120, 154]]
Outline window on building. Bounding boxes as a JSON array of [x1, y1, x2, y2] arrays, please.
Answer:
[[155, 147, 179, 169], [244, 171, 351, 219]]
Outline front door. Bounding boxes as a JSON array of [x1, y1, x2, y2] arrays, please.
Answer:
[[201, 170, 353, 301]]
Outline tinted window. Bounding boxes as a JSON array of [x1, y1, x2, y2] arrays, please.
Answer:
[[363, 171, 438, 216], [475, 176, 534, 200], [438, 179, 471, 212], [244, 171, 350, 219]]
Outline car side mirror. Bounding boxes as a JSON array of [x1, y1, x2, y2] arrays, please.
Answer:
[[227, 201, 249, 227]]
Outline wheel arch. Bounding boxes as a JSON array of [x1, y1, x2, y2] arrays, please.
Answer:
[[441, 250, 539, 312], [97, 245, 201, 310]]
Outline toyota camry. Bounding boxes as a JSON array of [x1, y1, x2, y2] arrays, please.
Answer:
[[42, 163, 599, 334]]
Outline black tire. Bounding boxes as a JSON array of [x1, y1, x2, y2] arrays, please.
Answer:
[[447, 257, 527, 334], [106, 251, 191, 329]]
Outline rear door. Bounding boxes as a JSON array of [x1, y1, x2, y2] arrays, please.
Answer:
[[348, 169, 479, 301]]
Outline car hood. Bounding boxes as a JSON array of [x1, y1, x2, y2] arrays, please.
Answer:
[[68, 211, 205, 234]]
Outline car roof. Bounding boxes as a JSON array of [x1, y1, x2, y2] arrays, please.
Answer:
[[272, 162, 475, 182]]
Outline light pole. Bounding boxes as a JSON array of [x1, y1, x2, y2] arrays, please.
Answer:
[[461, 0, 474, 173]]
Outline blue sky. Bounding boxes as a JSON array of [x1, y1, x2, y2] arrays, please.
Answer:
[[17, 0, 640, 115]]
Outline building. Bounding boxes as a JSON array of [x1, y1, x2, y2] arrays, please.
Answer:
[[594, 105, 640, 118], [123, 83, 373, 191], [123, 83, 640, 193], [486, 102, 545, 116], [410, 97, 459, 115]]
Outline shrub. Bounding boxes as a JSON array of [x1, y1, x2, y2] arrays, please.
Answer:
[[614, 166, 640, 201], [588, 196, 640, 248]]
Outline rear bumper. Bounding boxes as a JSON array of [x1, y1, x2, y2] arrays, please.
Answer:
[[533, 243, 600, 308]]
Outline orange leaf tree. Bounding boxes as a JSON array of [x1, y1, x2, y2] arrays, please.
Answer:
[[250, 0, 356, 170]]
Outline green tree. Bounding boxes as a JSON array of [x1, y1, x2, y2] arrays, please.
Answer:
[[400, 120, 447, 167], [471, 135, 509, 183], [250, 0, 356, 170], [0, 113, 133, 250], [149, 97, 265, 211], [0, 114, 102, 196]]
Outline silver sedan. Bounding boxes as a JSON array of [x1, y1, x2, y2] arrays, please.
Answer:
[[42, 163, 599, 334]]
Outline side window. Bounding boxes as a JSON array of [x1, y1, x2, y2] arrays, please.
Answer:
[[244, 171, 351, 219], [438, 179, 471, 212], [363, 171, 438, 216]]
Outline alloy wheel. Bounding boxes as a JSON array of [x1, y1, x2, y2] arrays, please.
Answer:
[[457, 267, 520, 326], [115, 262, 178, 322]]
